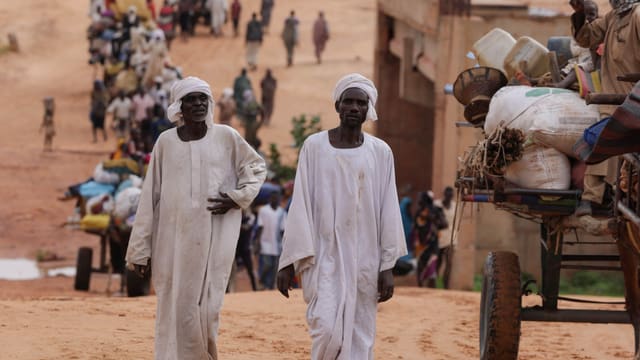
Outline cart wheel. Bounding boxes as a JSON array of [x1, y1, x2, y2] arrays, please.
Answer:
[[126, 268, 151, 297], [479, 251, 521, 360], [74, 247, 93, 291]]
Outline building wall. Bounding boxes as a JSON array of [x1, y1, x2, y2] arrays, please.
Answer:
[[375, 13, 436, 195]]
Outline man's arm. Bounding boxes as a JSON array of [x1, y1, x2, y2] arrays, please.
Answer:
[[276, 143, 316, 298], [378, 269, 394, 302], [377, 147, 409, 301], [277, 264, 295, 298], [224, 128, 267, 209]]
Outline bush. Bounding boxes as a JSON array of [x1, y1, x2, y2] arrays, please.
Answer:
[[559, 271, 625, 297], [473, 270, 624, 297], [267, 114, 322, 181]]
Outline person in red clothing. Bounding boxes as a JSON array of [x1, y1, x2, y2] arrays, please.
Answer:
[[146, 0, 156, 20], [158, 0, 177, 48], [231, 0, 242, 37]]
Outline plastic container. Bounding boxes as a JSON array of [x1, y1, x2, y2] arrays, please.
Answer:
[[547, 36, 573, 68], [503, 36, 550, 80], [472, 28, 516, 75]]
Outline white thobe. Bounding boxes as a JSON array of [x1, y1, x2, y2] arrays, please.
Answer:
[[126, 125, 266, 360], [209, 0, 228, 33], [278, 131, 407, 360]]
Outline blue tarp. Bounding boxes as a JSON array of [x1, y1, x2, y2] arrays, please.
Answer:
[[79, 181, 116, 198]]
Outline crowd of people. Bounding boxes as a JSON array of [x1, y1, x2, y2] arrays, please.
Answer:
[[85, 0, 331, 159]]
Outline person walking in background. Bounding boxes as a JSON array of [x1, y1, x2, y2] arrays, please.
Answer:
[[131, 87, 156, 145], [236, 208, 258, 291], [178, 0, 195, 41], [233, 68, 252, 112], [260, 0, 274, 32], [149, 104, 174, 144], [434, 186, 457, 289], [217, 88, 236, 125], [260, 69, 277, 126], [255, 191, 286, 290], [126, 77, 266, 360], [399, 185, 414, 257], [414, 192, 447, 288], [245, 13, 263, 71], [230, 0, 241, 37], [239, 89, 263, 147], [208, 0, 227, 36], [107, 90, 133, 138], [157, 0, 177, 49], [40, 97, 56, 152], [312, 11, 329, 64], [276, 73, 407, 359], [281, 11, 299, 67], [90, 80, 109, 143]]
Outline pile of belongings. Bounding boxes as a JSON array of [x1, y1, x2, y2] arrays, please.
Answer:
[[461, 85, 600, 191], [65, 161, 143, 232]]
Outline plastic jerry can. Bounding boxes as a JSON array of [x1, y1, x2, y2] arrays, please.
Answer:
[[503, 36, 550, 79], [472, 28, 516, 75]]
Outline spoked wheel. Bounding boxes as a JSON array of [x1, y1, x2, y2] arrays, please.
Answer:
[[479, 251, 521, 360]]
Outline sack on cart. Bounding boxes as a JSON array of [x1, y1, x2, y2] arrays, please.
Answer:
[[485, 86, 599, 158], [505, 144, 571, 190]]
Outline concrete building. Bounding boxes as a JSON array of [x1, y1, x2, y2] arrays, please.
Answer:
[[374, 0, 615, 289]]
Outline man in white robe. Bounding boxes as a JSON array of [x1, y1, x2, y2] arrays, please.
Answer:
[[276, 73, 407, 360], [208, 0, 228, 36], [126, 77, 266, 360]]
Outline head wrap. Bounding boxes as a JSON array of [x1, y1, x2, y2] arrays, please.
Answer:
[[167, 76, 215, 127], [222, 88, 233, 98], [332, 73, 378, 121], [610, 0, 640, 15]]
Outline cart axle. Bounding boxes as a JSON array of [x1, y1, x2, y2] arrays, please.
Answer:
[[521, 308, 630, 324]]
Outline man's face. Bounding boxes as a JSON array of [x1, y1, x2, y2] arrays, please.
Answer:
[[336, 88, 368, 128], [181, 92, 208, 123]]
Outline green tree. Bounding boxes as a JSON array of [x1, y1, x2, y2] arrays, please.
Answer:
[[267, 114, 322, 181]]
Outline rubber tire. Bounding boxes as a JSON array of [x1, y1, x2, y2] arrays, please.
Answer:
[[74, 247, 93, 291], [479, 251, 521, 360], [126, 268, 151, 297]]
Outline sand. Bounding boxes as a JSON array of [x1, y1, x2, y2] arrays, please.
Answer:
[[0, 0, 634, 358]]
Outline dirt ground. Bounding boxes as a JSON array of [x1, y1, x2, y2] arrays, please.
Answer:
[[0, 0, 634, 359]]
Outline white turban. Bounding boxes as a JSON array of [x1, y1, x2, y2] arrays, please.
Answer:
[[167, 76, 215, 127], [332, 73, 378, 121]]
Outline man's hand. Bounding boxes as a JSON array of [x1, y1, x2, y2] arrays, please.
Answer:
[[133, 260, 150, 279], [277, 264, 295, 298], [207, 192, 240, 215], [378, 269, 394, 303]]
